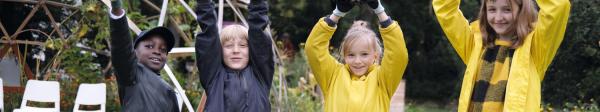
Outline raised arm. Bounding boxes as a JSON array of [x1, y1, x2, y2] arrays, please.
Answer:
[[304, 17, 342, 93], [432, 0, 476, 64], [377, 18, 409, 96], [247, 0, 274, 87], [304, 0, 353, 93], [365, 0, 409, 96], [109, 0, 138, 86], [531, 0, 571, 80], [195, 0, 222, 88]]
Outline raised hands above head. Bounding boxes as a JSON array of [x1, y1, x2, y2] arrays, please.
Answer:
[[363, 0, 385, 14], [110, 0, 123, 15]]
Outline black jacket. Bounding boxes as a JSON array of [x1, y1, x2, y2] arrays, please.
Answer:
[[195, 0, 274, 111], [109, 12, 179, 112]]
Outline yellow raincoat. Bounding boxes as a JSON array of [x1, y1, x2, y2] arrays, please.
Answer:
[[304, 18, 408, 112], [432, 0, 571, 111]]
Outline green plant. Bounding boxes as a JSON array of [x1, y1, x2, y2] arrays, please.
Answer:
[[543, 99, 600, 112]]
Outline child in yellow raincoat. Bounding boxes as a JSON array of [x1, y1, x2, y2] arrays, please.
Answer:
[[432, 0, 570, 111], [304, 0, 409, 111]]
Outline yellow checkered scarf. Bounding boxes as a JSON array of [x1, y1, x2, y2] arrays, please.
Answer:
[[469, 40, 515, 112]]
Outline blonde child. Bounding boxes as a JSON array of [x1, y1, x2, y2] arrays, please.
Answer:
[[304, 0, 409, 111], [432, 0, 570, 111]]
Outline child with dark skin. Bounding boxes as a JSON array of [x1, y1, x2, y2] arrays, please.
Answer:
[[109, 0, 178, 111]]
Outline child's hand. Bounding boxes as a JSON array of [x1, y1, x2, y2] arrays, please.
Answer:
[[111, 0, 123, 15], [364, 0, 384, 14], [111, 0, 122, 10], [251, 0, 265, 3], [197, 0, 212, 4], [336, 0, 354, 13], [332, 0, 355, 17]]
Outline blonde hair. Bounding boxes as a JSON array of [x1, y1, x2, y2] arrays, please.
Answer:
[[479, 0, 538, 49], [339, 20, 383, 63], [220, 24, 248, 44]]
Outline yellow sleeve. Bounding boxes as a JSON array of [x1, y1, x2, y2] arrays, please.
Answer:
[[377, 21, 409, 96], [531, 0, 571, 80], [304, 18, 343, 92], [432, 0, 476, 64]]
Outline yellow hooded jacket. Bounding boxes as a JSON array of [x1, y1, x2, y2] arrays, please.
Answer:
[[432, 0, 571, 111], [304, 18, 409, 112]]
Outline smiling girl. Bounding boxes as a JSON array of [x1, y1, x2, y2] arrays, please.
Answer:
[[304, 0, 408, 111], [432, 0, 570, 111]]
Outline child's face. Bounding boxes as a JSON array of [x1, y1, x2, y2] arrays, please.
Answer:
[[486, 0, 518, 36], [222, 38, 249, 70], [344, 38, 377, 77], [135, 36, 169, 72]]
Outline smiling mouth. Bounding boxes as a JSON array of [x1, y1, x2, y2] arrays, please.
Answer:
[[149, 57, 161, 64], [352, 66, 365, 70], [493, 22, 509, 26]]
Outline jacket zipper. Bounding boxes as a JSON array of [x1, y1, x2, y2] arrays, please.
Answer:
[[235, 71, 249, 110]]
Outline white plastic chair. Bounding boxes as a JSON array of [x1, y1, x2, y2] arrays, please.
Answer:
[[73, 83, 106, 112], [13, 80, 60, 112]]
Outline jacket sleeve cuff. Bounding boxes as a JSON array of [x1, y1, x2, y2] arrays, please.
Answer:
[[109, 9, 126, 19], [380, 18, 393, 28], [324, 16, 337, 27]]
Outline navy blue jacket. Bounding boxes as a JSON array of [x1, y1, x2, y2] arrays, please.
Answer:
[[195, 0, 274, 111]]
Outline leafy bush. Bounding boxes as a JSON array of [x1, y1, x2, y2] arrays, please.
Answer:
[[542, 0, 600, 107]]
